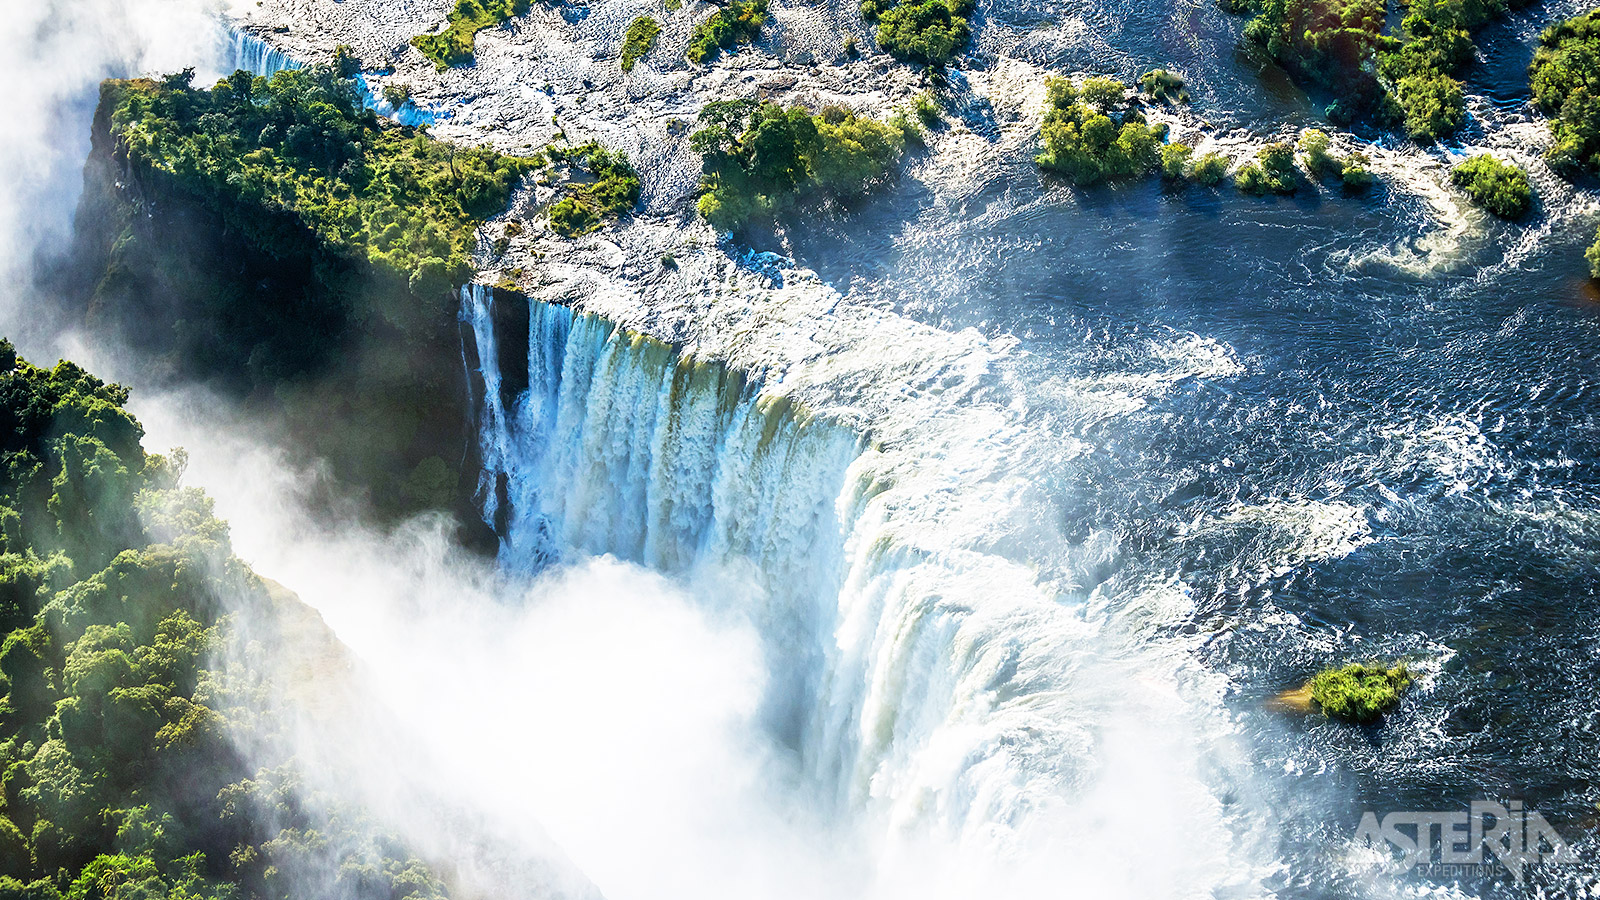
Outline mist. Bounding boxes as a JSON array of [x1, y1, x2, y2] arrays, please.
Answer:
[[0, 0, 238, 359], [0, 3, 1286, 898]]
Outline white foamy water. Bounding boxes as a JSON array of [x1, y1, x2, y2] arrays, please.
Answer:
[[460, 280, 1280, 899]]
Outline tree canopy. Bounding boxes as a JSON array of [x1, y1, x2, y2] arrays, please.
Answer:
[[0, 342, 453, 899], [691, 100, 916, 231]]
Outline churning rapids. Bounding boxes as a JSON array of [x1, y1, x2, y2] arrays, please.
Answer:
[[24, 2, 1600, 900]]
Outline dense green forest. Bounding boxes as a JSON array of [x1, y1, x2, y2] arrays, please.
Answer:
[[0, 343, 450, 899]]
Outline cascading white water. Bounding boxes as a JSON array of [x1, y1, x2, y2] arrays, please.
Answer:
[[226, 30, 302, 78], [461, 283, 1277, 896], [224, 28, 439, 126]]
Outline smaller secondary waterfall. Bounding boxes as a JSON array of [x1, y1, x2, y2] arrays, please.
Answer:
[[226, 31, 302, 78], [223, 29, 439, 127], [461, 284, 1272, 894]]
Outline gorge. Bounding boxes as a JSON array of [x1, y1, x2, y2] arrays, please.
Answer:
[[1, 0, 1599, 898]]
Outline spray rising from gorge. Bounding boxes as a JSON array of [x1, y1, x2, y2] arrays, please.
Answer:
[[3, 0, 1599, 895]]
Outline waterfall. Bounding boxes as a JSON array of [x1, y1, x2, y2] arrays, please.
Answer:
[[223, 28, 440, 127], [461, 283, 1272, 892], [225, 30, 302, 78]]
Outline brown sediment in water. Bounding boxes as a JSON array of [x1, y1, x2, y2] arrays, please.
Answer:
[[1266, 683, 1315, 714]]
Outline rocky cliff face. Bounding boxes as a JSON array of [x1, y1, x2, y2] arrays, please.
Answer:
[[61, 85, 498, 545]]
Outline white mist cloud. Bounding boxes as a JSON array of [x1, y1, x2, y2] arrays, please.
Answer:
[[132, 388, 872, 900], [0, 0, 235, 355]]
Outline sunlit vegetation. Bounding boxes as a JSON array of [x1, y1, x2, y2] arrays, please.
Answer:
[[1160, 142, 1193, 179], [1450, 153, 1532, 219], [545, 142, 641, 236], [0, 342, 452, 897], [1235, 142, 1298, 194], [412, 0, 532, 69], [914, 91, 943, 128], [1308, 662, 1412, 723], [1223, 0, 1530, 140], [1158, 143, 1234, 187], [1035, 76, 1167, 185], [686, 0, 767, 63], [621, 16, 662, 72], [1339, 151, 1375, 190], [1139, 68, 1189, 103], [1299, 129, 1376, 191], [89, 65, 626, 525], [106, 66, 537, 302], [863, 0, 974, 67], [1190, 151, 1230, 185], [691, 99, 916, 230], [382, 82, 413, 108], [1530, 10, 1600, 176]]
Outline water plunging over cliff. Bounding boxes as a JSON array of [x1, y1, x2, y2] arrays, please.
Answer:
[[459, 284, 1272, 895]]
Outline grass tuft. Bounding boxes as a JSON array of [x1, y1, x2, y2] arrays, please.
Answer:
[[1308, 662, 1412, 723], [621, 16, 662, 72]]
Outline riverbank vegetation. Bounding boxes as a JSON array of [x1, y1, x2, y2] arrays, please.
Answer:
[[863, 0, 975, 67], [686, 0, 766, 63], [0, 343, 453, 897], [88, 63, 624, 528], [1451, 153, 1532, 218], [1223, 0, 1531, 140], [1236, 142, 1298, 194], [1308, 662, 1413, 723], [691, 99, 916, 230], [621, 16, 662, 72], [1035, 76, 1166, 185], [1530, 10, 1600, 176], [412, 0, 532, 69]]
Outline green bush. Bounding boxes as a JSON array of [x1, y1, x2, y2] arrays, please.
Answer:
[[872, 0, 973, 66], [1529, 10, 1600, 176], [549, 198, 598, 236], [690, 100, 911, 230], [381, 82, 412, 108], [1297, 128, 1337, 177], [1394, 71, 1465, 141], [686, 0, 766, 64], [1298, 130, 1376, 190], [1189, 151, 1229, 185], [913, 91, 942, 128], [1308, 662, 1412, 723], [1138, 69, 1189, 103], [411, 0, 532, 70], [1340, 151, 1375, 190], [1586, 227, 1600, 279], [1235, 142, 1298, 194], [1160, 142, 1193, 180], [1035, 77, 1167, 185], [621, 16, 662, 72], [1450, 154, 1532, 218], [545, 142, 641, 236]]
